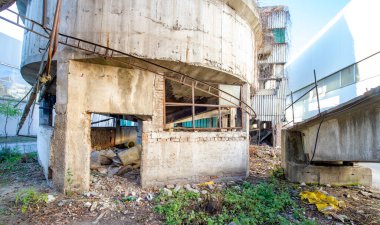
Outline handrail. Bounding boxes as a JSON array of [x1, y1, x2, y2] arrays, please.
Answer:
[[1, 9, 257, 118]]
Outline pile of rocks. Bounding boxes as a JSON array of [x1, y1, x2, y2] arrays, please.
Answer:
[[90, 145, 142, 177]]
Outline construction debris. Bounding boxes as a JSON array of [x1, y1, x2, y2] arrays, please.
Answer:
[[90, 146, 142, 178], [300, 191, 345, 213], [117, 146, 141, 166]]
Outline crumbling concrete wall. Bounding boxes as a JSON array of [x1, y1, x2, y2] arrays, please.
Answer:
[[47, 60, 251, 192], [300, 101, 380, 162], [51, 60, 156, 192], [140, 75, 250, 187], [20, 0, 261, 85], [141, 132, 249, 187], [37, 125, 54, 179]]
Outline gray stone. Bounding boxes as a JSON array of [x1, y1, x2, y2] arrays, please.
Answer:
[[201, 190, 208, 195], [166, 184, 175, 189], [108, 167, 120, 177], [97, 167, 108, 174], [91, 151, 115, 167], [163, 188, 172, 196], [146, 193, 154, 201], [101, 150, 116, 159], [118, 146, 141, 166], [184, 184, 192, 191], [117, 165, 133, 176], [174, 185, 181, 192], [90, 151, 101, 169], [90, 202, 98, 211], [47, 194, 56, 203], [84, 202, 92, 208], [58, 201, 65, 207], [359, 190, 371, 197]]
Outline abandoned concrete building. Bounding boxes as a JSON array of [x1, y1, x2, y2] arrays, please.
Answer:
[[250, 6, 289, 147], [6, 0, 263, 192]]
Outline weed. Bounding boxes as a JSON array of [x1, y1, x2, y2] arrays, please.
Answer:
[[0, 147, 22, 172], [65, 169, 74, 196], [155, 180, 316, 225], [15, 189, 48, 213], [271, 167, 285, 179], [0, 146, 22, 163]]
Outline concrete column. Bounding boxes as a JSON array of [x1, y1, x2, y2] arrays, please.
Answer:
[[51, 60, 92, 193]]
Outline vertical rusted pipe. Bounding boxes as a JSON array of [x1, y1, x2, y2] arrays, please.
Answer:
[[45, 0, 62, 79], [42, 0, 47, 27]]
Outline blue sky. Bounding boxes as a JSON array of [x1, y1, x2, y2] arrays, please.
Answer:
[[0, 4, 23, 41], [259, 0, 351, 60]]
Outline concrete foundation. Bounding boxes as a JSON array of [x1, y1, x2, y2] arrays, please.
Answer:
[[286, 162, 372, 186], [282, 89, 380, 186]]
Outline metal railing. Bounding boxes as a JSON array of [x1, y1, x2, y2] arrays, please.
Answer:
[[0, 9, 257, 119], [283, 69, 321, 127]]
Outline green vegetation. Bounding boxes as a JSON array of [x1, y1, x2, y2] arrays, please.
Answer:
[[155, 180, 316, 225], [0, 101, 22, 139], [271, 167, 286, 179], [65, 168, 74, 196], [15, 189, 48, 213], [0, 147, 37, 172]]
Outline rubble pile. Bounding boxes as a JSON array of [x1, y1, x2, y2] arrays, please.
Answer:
[[249, 145, 281, 178], [90, 145, 142, 179]]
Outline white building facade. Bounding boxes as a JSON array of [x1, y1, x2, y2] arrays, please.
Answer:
[[285, 0, 380, 123], [0, 32, 38, 137]]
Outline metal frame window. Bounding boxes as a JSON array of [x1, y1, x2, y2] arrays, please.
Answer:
[[163, 78, 243, 131]]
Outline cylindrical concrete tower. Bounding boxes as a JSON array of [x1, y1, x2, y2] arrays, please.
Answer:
[[18, 0, 262, 192]]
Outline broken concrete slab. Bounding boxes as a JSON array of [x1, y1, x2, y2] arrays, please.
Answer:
[[285, 162, 372, 187], [118, 146, 141, 166], [91, 151, 114, 169]]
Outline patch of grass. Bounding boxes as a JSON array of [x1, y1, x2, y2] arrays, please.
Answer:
[[0, 147, 37, 173], [0, 147, 22, 172], [155, 180, 316, 225], [15, 189, 48, 213], [0, 146, 22, 163]]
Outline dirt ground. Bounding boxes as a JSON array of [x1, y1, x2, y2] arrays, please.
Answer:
[[0, 146, 379, 225]]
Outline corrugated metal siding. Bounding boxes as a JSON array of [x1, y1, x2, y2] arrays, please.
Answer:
[[252, 78, 288, 125], [263, 10, 289, 29], [252, 6, 289, 127], [258, 44, 287, 64]]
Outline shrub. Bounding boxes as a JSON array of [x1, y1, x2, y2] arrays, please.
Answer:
[[0, 146, 22, 163], [15, 189, 48, 213]]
